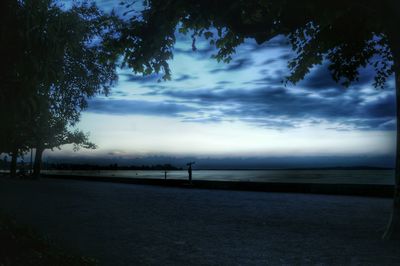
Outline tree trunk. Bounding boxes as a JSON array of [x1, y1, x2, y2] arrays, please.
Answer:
[[383, 40, 400, 240], [10, 148, 17, 177], [32, 147, 44, 178]]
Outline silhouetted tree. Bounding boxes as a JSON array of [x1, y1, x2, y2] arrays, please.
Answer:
[[0, 0, 36, 176], [30, 96, 97, 177], [27, 0, 119, 177], [0, 0, 119, 176], [117, 0, 400, 239], [32, 126, 96, 177]]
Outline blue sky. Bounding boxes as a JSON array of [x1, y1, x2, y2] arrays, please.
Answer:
[[46, 1, 396, 165]]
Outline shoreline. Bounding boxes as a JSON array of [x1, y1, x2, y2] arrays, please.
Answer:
[[43, 174, 394, 198]]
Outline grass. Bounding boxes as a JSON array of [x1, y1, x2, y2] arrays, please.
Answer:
[[0, 211, 97, 266]]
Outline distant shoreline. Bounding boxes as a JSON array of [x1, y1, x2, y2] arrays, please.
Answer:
[[41, 166, 394, 171], [195, 167, 394, 171]]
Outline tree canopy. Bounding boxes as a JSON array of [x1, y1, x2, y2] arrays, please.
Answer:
[[118, 0, 399, 88]]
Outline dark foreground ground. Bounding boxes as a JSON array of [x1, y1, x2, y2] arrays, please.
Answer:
[[0, 177, 399, 265]]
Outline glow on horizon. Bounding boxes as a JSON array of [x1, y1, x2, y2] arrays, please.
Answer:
[[48, 112, 395, 159]]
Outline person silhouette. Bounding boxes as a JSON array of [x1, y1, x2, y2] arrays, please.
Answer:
[[186, 162, 195, 184]]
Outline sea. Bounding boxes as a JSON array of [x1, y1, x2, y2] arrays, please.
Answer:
[[43, 169, 395, 185]]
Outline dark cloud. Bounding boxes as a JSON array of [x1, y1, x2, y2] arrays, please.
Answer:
[[215, 88, 358, 120], [298, 66, 341, 89], [261, 53, 293, 65], [121, 73, 161, 83], [181, 116, 224, 123], [279, 53, 292, 61], [262, 58, 279, 65], [316, 88, 346, 98], [298, 64, 376, 90], [209, 58, 253, 73], [150, 84, 396, 130], [361, 93, 396, 118], [173, 74, 197, 82], [248, 71, 286, 86], [111, 90, 128, 97], [87, 99, 196, 116], [216, 81, 232, 85]]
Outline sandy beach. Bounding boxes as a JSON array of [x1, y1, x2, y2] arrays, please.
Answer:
[[0, 177, 399, 265]]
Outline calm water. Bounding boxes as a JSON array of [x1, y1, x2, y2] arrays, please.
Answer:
[[43, 169, 395, 185]]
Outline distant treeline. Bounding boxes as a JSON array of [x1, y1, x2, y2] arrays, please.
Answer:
[[46, 163, 182, 171]]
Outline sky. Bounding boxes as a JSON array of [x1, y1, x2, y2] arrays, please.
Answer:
[[46, 1, 397, 167]]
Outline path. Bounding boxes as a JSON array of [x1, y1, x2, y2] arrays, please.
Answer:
[[0, 178, 398, 265]]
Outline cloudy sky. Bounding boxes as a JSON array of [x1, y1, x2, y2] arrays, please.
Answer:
[[47, 1, 396, 166]]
